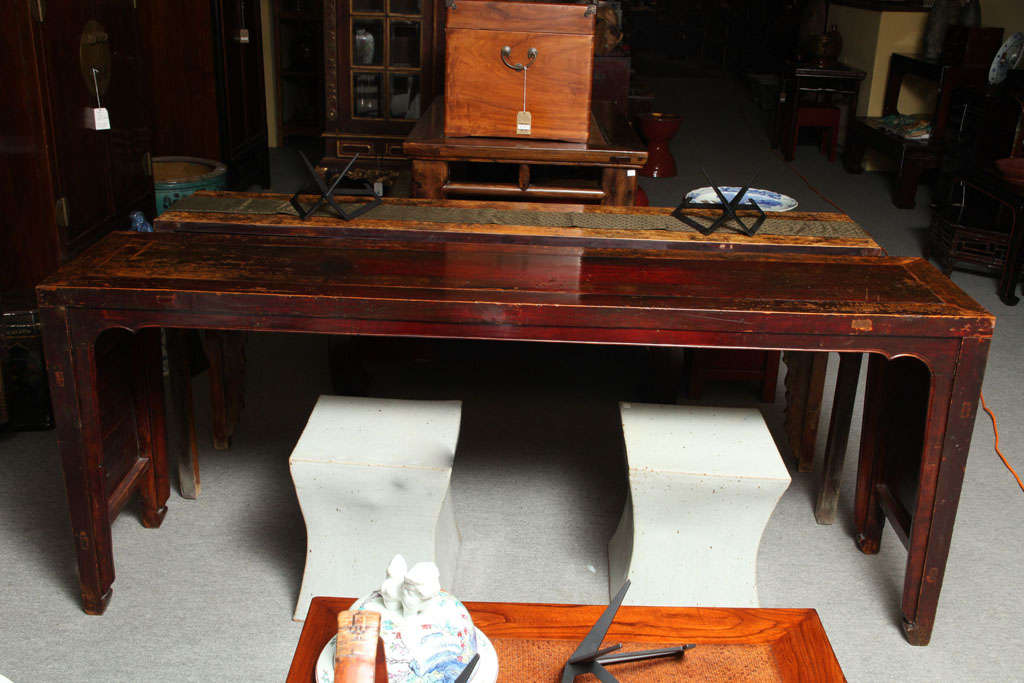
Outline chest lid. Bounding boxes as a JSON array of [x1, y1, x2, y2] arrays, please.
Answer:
[[446, 0, 596, 35]]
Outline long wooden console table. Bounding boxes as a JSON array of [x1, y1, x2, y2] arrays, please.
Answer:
[[37, 231, 992, 646], [158, 191, 885, 492]]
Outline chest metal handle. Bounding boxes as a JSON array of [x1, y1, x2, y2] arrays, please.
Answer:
[[500, 46, 538, 72]]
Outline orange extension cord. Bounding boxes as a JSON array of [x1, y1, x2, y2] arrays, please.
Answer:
[[980, 393, 1024, 494]]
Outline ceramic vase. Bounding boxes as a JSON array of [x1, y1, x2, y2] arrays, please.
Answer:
[[354, 27, 375, 65]]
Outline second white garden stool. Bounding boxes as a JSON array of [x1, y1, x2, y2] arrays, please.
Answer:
[[608, 402, 791, 608], [290, 395, 463, 621]]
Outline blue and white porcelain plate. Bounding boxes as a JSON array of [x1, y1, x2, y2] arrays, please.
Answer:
[[990, 32, 1024, 85], [315, 627, 498, 683], [685, 187, 798, 212]]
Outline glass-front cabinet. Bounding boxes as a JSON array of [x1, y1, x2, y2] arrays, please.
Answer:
[[323, 0, 440, 168]]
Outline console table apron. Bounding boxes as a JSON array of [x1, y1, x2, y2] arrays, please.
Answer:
[[38, 233, 992, 646]]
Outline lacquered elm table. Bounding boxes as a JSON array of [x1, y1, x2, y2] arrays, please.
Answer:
[[287, 596, 845, 682], [157, 191, 885, 501], [402, 99, 647, 205], [38, 232, 992, 646]]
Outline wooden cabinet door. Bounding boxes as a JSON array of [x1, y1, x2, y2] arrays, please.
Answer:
[[215, 0, 269, 188], [94, 0, 153, 214], [38, 0, 153, 255]]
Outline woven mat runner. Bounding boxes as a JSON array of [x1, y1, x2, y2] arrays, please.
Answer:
[[169, 194, 869, 239], [492, 639, 782, 682]]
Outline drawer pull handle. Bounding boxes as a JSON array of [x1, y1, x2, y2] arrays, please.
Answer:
[[500, 46, 537, 72]]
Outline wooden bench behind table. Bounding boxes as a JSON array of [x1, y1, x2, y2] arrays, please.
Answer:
[[403, 99, 647, 206], [37, 231, 991, 647], [156, 190, 886, 496]]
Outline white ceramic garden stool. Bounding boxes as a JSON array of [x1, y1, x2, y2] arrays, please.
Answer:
[[608, 402, 791, 608], [290, 395, 463, 621]]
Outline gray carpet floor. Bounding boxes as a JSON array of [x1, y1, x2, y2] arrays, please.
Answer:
[[1, 76, 1022, 682]]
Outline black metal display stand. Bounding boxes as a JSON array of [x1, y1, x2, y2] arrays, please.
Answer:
[[289, 151, 382, 221], [672, 172, 766, 236]]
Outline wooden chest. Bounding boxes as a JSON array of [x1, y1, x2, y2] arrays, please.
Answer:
[[444, 0, 595, 143]]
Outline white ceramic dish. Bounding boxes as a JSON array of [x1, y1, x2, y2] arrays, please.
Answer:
[[315, 627, 498, 683], [684, 186, 798, 212]]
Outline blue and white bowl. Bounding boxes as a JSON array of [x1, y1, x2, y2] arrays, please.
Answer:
[[685, 187, 798, 212]]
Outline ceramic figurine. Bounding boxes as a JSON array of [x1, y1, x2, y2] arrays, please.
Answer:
[[129, 210, 153, 232], [316, 555, 499, 683]]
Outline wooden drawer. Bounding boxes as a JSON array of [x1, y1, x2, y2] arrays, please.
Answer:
[[444, 1, 594, 143]]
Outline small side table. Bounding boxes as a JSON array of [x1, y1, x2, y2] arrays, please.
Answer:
[[774, 61, 866, 162]]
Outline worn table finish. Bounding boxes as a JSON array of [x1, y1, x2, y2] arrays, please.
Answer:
[[38, 232, 991, 645], [403, 99, 646, 205], [158, 190, 883, 479], [288, 596, 845, 682]]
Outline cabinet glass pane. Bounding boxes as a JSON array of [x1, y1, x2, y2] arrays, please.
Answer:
[[390, 73, 421, 119], [353, 72, 383, 118], [352, 19, 383, 66], [389, 0, 421, 14], [352, 0, 384, 12], [389, 20, 420, 68]]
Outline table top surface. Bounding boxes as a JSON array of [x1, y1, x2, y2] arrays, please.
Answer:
[[155, 191, 883, 256], [403, 99, 647, 166], [38, 231, 992, 340], [287, 596, 846, 682]]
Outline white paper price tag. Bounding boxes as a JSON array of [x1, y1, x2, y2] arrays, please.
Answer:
[[233, 28, 250, 43], [84, 107, 111, 131], [516, 111, 532, 135]]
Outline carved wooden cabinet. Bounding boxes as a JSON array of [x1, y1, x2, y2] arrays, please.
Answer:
[[321, 0, 443, 169], [1, 0, 155, 291]]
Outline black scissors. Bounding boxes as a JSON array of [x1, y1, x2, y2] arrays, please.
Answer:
[[560, 580, 695, 682]]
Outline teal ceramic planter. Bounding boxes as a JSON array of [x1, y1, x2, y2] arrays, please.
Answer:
[[153, 156, 228, 215]]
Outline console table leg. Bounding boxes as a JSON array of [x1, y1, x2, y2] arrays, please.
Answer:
[[814, 352, 861, 525], [411, 160, 448, 199], [166, 329, 200, 499], [602, 168, 637, 206], [135, 328, 169, 527], [900, 338, 989, 646], [39, 307, 115, 614], [783, 351, 827, 472], [854, 354, 887, 554]]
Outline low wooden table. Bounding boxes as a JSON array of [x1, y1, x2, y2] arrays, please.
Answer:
[[38, 231, 991, 646], [403, 99, 647, 205], [287, 596, 846, 682]]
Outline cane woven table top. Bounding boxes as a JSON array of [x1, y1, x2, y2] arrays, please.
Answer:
[[156, 191, 882, 256]]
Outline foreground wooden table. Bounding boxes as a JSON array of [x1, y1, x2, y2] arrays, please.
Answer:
[[404, 99, 647, 205], [287, 596, 845, 682], [38, 232, 992, 645]]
